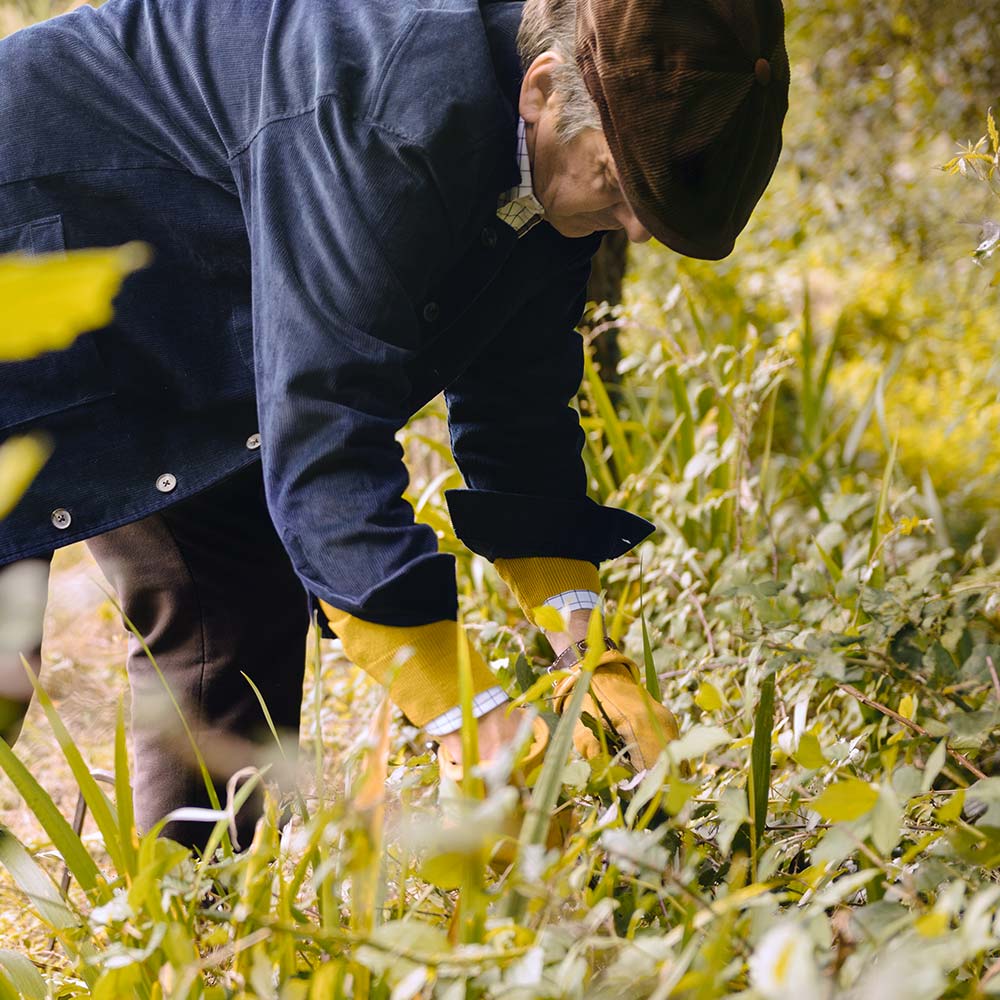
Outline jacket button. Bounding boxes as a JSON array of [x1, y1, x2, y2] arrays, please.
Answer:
[[422, 301, 440, 323], [156, 474, 177, 493], [246, 433, 261, 450], [51, 508, 72, 530], [481, 226, 498, 249]]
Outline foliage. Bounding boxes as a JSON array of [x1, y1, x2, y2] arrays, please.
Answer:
[[943, 108, 1000, 273], [4, 278, 1000, 996]]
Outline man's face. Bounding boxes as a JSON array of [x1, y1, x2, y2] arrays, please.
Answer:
[[520, 54, 652, 244]]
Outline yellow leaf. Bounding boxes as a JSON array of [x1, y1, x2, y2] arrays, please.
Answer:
[[898, 694, 916, 720], [509, 669, 569, 709], [934, 789, 965, 824], [0, 242, 150, 361], [419, 852, 471, 890], [0, 434, 52, 519], [989, 107, 999, 157], [532, 604, 568, 633], [811, 778, 879, 821], [694, 681, 724, 712], [915, 911, 949, 938], [793, 732, 827, 770], [665, 779, 698, 815]]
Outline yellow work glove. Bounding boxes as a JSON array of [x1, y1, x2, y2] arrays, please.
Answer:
[[552, 649, 679, 771]]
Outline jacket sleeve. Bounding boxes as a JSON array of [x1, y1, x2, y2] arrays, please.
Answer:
[[443, 246, 654, 564], [240, 103, 459, 627]]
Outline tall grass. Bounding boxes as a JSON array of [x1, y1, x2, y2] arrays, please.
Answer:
[[3, 278, 1000, 997]]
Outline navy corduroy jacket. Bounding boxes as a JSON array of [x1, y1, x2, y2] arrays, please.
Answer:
[[0, 0, 653, 625]]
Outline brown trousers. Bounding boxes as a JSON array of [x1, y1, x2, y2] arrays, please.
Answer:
[[3, 463, 308, 849]]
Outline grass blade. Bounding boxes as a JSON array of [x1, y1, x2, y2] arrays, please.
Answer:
[[0, 970, 19, 1000], [638, 568, 662, 702], [114, 699, 138, 877], [584, 347, 635, 479], [0, 739, 102, 897], [242, 669, 311, 824], [748, 672, 775, 876], [99, 587, 226, 826], [22, 658, 127, 876], [504, 611, 605, 922], [0, 824, 78, 930], [866, 436, 898, 591], [0, 948, 47, 999]]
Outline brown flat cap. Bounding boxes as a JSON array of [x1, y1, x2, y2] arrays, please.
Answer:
[[576, 0, 790, 260]]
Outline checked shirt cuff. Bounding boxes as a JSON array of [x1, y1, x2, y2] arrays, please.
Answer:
[[424, 685, 510, 736]]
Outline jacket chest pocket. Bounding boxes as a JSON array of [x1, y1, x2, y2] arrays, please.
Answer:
[[0, 215, 115, 431]]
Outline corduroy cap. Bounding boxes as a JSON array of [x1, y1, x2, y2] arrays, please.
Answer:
[[576, 0, 789, 260]]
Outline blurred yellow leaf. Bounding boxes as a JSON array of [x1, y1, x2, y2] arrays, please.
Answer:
[[812, 778, 879, 821], [532, 605, 568, 633], [0, 242, 150, 361], [793, 732, 827, 770], [915, 911, 949, 938], [934, 789, 965, 824], [899, 694, 916, 720], [0, 434, 52, 519], [665, 779, 698, 815], [694, 681, 724, 712]]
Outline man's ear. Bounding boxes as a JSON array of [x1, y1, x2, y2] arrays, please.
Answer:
[[519, 51, 562, 125]]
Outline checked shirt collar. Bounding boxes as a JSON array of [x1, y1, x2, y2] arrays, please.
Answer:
[[496, 118, 544, 238]]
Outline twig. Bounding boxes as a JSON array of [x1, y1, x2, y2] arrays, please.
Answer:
[[837, 682, 987, 781], [981, 954, 1000, 987], [666, 571, 717, 658], [987, 656, 1000, 703]]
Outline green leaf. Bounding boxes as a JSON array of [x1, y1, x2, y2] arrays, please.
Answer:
[[871, 786, 903, 855], [793, 732, 827, 770], [812, 779, 879, 822], [920, 739, 948, 794], [624, 753, 669, 827], [666, 725, 730, 765], [584, 347, 635, 475], [749, 673, 776, 851], [665, 780, 699, 816], [513, 654, 534, 696]]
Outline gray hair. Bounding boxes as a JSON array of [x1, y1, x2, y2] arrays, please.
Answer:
[[516, 0, 602, 141]]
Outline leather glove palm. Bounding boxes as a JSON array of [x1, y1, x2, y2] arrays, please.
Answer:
[[552, 650, 679, 771]]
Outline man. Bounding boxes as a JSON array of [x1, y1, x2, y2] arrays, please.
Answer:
[[0, 0, 788, 848]]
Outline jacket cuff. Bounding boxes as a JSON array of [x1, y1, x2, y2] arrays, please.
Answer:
[[494, 557, 600, 623], [444, 489, 655, 563], [319, 601, 499, 727], [305, 551, 458, 629]]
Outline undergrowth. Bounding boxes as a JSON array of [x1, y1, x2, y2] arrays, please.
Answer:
[[2, 272, 1000, 999]]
